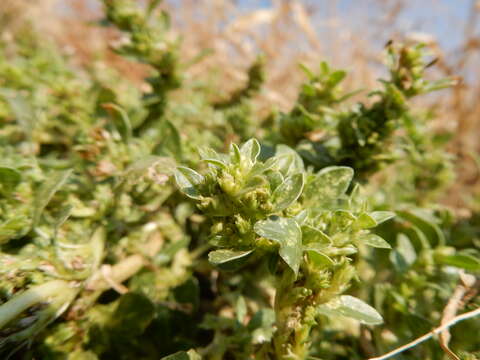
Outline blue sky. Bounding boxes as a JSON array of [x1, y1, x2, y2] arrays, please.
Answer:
[[73, 0, 475, 52], [236, 0, 474, 51]]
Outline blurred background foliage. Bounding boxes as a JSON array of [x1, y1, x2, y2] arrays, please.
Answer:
[[4, 0, 478, 208]]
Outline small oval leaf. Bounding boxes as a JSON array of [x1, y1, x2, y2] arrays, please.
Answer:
[[0, 167, 22, 190], [240, 139, 261, 164], [355, 213, 377, 229], [254, 217, 302, 276], [208, 249, 254, 265], [304, 244, 334, 266], [272, 174, 304, 212], [302, 225, 332, 245], [317, 295, 383, 325], [359, 234, 391, 249], [369, 211, 395, 225], [174, 166, 204, 199], [304, 166, 354, 204], [33, 169, 73, 226]]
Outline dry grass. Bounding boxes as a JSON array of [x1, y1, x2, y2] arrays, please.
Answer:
[[2, 0, 480, 207]]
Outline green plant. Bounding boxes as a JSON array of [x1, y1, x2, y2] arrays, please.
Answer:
[[0, 1, 478, 359]]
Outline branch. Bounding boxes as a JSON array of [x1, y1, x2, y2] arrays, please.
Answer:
[[368, 306, 480, 360], [439, 272, 478, 360]]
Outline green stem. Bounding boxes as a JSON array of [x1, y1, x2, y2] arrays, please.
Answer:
[[0, 280, 77, 329], [271, 270, 312, 360]]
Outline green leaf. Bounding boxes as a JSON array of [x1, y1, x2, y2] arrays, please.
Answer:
[[317, 295, 383, 325], [102, 103, 132, 142], [203, 158, 227, 169], [0, 167, 22, 191], [248, 308, 276, 344], [302, 225, 332, 245], [174, 166, 204, 199], [390, 233, 417, 272], [436, 253, 480, 272], [235, 296, 247, 323], [0, 216, 30, 244], [208, 249, 254, 265], [173, 277, 200, 313], [304, 166, 353, 204], [33, 169, 73, 227], [398, 209, 445, 246], [254, 217, 302, 276], [328, 70, 347, 87], [124, 156, 176, 179], [266, 170, 284, 191], [154, 238, 190, 265], [304, 244, 334, 266], [230, 143, 242, 164], [240, 138, 261, 164], [155, 119, 183, 160], [200, 148, 228, 169], [275, 145, 304, 176], [359, 234, 391, 249], [0, 89, 35, 141], [294, 210, 309, 225], [272, 173, 304, 212], [111, 293, 155, 336], [369, 211, 395, 224], [199, 147, 228, 162], [355, 213, 377, 229]]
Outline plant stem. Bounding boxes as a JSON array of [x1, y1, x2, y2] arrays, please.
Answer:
[[0, 280, 77, 328], [369, 306, 480, 360]]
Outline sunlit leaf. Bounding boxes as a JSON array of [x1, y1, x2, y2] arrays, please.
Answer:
[[272, 173, 304, 212], [304, 166, 353, 205], [254, 217, 302, 276], [174, 166, 204, 199], [317, 295, 383, 325], [359, 234, 391, 249]]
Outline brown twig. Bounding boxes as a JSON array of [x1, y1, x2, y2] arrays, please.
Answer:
[[368, 306, 480, 360], [439, 281, 468, 359]]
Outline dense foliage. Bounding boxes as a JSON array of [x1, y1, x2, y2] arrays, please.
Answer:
[[0, 1, 479, 359]]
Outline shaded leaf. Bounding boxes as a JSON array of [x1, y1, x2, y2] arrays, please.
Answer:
[[102, 103, 132, 142], [0, 167, 22, 191], [254, 217, 302, 276], [155, 119, 183, 160], [33, 169, 73, 226], [436, 253, 480, 272], [390, 233, 417, 272], [304, 244, 334, 266], [248, 309, 276, 344], [235, 296, 247, 323], [398, 209, 445, 246]]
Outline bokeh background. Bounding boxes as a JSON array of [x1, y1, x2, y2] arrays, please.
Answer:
[[2, 0, 480, 209]]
